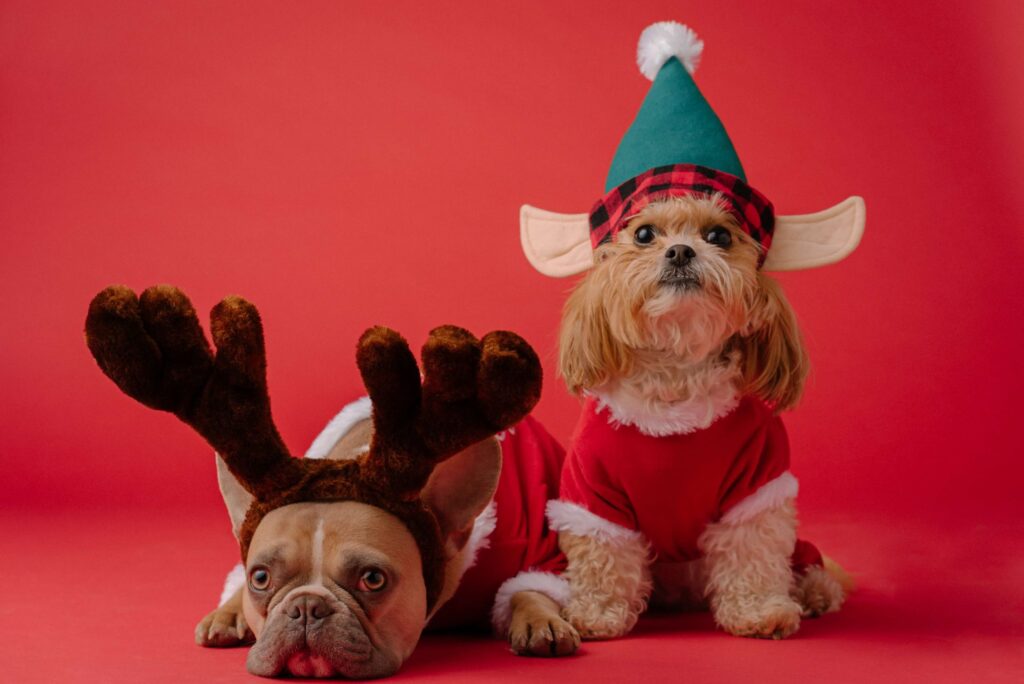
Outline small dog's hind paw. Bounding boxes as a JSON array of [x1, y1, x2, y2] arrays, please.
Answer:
[[195, 606, 254, 648], [794, 566, 845, 617]]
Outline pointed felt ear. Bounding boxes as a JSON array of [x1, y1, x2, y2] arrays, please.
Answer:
[[216, 453, 254, 541], [419, 437, 502, 550], [520, 205, 593, 278], [764, 196, 865, 271]]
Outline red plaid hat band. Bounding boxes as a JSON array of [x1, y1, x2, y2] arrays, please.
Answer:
[[588, 164, 776, 266]]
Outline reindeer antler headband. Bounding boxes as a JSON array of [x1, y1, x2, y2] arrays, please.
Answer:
[[85, 285, 542, 610]]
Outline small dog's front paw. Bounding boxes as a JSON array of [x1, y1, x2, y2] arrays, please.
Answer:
[[563, 597, 638, 640], [715, 595, 802, 640], [195, 605, 254, 647], [793, 566, 845, 617]]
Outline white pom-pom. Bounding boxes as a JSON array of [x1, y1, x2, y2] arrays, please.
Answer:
[[637, 21, 703, 80]]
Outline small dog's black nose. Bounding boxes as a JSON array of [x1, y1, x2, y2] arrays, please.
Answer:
[[665, 244, 696, 265], [287, 594, 335, 623]]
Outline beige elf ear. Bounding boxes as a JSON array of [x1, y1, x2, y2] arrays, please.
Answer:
[[763, 196, 865, 272], [519, 205, 592, 277], [216, 453, 254, 541], [519, 196, 865, 276]]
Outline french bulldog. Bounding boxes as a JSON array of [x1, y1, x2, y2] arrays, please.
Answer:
[[85, 285, 579, 679]]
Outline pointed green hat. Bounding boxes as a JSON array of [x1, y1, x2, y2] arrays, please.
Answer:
[[606, 22, 745, 189], [520, 21, 865, 276]]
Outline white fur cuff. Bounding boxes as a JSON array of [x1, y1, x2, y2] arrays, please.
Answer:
[[491, 571, 572, 634], [546, 499, 644, 544], [219, 563, 246, 606], [720, 472, 799, 525]]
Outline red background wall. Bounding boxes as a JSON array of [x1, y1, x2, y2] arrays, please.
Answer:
[[3, 0, 1021, 520], [3, 2, 1023, 682]]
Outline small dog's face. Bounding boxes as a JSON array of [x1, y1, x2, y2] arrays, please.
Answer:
[[241, 501, 426, 679], [560, 194, 806, 409]]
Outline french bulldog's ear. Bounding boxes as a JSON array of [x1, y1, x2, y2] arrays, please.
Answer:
[[216, 453, 254, 541], [420, 437, 502, 550]]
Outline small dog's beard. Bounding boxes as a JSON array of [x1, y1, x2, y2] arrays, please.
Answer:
[[639, 267, 740, 363]]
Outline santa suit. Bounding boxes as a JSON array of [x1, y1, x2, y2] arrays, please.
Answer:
[[548, 396, 822, 575]]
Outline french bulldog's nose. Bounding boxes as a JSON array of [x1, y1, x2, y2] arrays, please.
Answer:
[[665, 244, 696, 265], [287, 594, 335, 623]]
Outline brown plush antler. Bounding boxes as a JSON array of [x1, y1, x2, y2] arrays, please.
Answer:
[[85, 284, 542, 610], [356, 324, 542, 499]]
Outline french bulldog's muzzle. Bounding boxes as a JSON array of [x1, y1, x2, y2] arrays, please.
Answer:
[[247, 586, 399, 679]]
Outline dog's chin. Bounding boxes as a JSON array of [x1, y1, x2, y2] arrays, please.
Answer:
[[285, 650, 342, 679]]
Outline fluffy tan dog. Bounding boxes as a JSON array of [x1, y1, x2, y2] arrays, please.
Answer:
[[552, 194, 848, 640]]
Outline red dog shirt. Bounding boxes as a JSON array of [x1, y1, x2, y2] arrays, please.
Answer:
[[548, 396, 822, 571]]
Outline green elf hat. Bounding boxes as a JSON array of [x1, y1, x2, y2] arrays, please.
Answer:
[[521, 21, 865, 276]]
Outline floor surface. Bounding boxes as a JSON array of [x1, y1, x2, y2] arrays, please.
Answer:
[[3, 508, 1020, 683]]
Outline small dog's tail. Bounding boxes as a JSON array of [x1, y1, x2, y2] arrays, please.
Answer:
[[823, 556, 856, 594]]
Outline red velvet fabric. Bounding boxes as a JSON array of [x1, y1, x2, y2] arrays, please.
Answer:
[[430, 416, 567, 630], [560, 396, 799, 560]]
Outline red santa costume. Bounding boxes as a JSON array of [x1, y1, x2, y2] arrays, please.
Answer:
[[547, 393, 822, 578], [216, 397, 571, 634]]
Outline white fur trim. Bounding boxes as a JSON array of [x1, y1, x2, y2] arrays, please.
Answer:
[[304, 396, 372, 459], [546, 499, 644, 544], [458, 501, 498, 578], [491, 571, 572, 634], [219, 563, 246, 606], [592, 376, 739, 437], [720, 472, 799, 525], [637, 21, 703, 80]]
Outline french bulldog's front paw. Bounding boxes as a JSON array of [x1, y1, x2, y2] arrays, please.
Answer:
[[195, 605, 254, 648], [793, 566, 845, 617], [506, 591, 580, 657], [715, 594, 802, 640], [509, 612, 580, 657]]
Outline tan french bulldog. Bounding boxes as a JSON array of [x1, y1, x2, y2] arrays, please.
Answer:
[[85, 285, 578, 679]]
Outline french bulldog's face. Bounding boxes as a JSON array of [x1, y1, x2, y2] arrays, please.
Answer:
[[216, 428, 501, 678], [241, 501, 427, 678]]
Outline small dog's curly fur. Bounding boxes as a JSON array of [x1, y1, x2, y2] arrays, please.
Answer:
[[556, 194, 846, 640]]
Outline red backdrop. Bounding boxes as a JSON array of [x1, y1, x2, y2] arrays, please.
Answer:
[[1, 2, 1021, 682]]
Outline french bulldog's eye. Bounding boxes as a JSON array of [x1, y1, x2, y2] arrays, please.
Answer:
[[634, 225, 656, 245], [704, 226, 732, 248], [358, 568, 387, 593], [249, 567, 271, 591]]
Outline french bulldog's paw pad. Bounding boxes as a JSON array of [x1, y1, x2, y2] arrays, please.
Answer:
[[719, 596, 802, 640], [509, 615, 580, 657], [195, 608, 254, 648]]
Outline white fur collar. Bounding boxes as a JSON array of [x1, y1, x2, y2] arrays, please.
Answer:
[[592, 359, 740, 437]]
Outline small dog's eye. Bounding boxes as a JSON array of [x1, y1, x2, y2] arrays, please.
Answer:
[[358, 568, 388, 593], [634, 225, 656, 245], [249, 567, 271, 591], [704, 227, 732, 248]]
